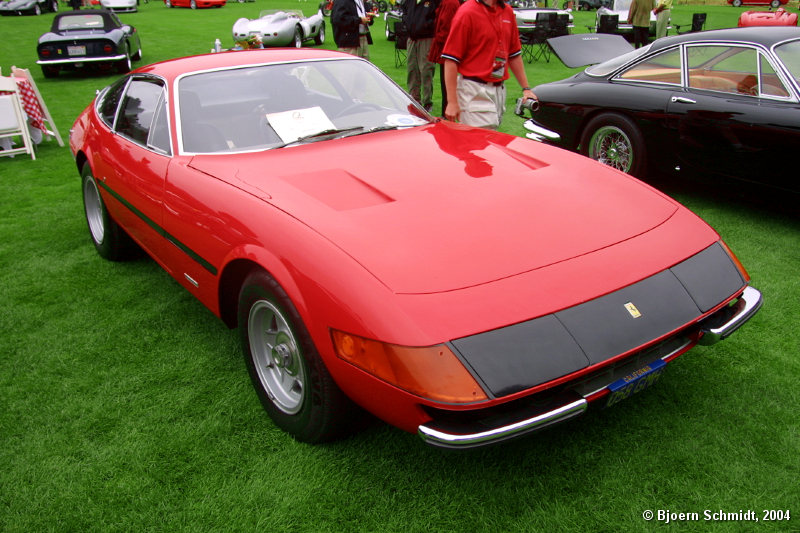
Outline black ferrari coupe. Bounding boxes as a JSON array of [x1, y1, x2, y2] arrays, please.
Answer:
[[525, 27, 800, 193]]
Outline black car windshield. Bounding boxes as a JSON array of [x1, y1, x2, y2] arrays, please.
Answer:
[[177, 59, 430, 154], [586, 44, 652, 77], [774, 39, 800, 85]]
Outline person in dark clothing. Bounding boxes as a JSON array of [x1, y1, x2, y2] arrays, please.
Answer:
[[331, 0, 374, 59], [403, 0, 439, 111], [427, 0, 461, 116]]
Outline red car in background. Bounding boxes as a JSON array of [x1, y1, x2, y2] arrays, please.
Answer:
[[729, 0, 787, 8], [164, 0, 224, 8], [739, 7, 797, 26], [69, 49, 761, 449]]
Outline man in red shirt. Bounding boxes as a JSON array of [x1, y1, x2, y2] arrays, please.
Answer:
[[440, 0, 536, 129]]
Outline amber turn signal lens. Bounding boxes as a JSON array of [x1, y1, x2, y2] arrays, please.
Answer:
[[331, 330, 488, 404]]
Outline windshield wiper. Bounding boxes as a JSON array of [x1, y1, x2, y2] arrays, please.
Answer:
[[274, 126, 365, 148]]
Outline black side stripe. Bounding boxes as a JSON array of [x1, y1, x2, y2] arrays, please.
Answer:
[[97, 180, 218, 276]]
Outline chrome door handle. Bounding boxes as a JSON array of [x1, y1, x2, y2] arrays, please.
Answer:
[[671, 96, 697, 104]]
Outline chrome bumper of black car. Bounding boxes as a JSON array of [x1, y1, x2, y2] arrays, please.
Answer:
[[37, 55, 128, 65], [523, 118, 561, 143], [418, 285, 761, 449]]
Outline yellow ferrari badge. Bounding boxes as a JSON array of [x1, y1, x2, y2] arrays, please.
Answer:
[[624, 302, 642, 319]]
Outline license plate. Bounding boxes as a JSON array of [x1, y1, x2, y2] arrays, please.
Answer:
[[67, 45, 86, 56], [605, 358, 666, 408]]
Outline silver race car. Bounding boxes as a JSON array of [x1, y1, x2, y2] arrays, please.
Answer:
[[232, 9, 326, 48]]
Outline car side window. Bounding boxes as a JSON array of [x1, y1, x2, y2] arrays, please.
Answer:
[[116, 78, 166, 148], [759, 54, 790, 98], [148, 92, 172, 156], [98, 78, 128, 129], [686, 45, 758, 96], [617, 48, 682, 85]]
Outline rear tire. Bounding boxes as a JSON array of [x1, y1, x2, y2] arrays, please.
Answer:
[[314, 21, 325, 45], [293, 26, 303, 48], [238, 269, 356, 443], [579, 113, 647, 178], [41, 65, 59, 78], [116, 53, 131, 73], [732, 0, 742, 6]]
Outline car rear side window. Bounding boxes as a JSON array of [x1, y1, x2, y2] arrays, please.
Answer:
[[116, 78, 165, 147], [618, 48, 682, 85]]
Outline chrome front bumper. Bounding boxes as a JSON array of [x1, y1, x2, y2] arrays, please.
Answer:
[[418, 396, 587, 450], [698, 286, 762, 345], [523, 118, 561, 143], [418, 286, 762, 449]]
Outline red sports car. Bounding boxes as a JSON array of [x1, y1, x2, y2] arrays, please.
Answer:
[[729, 0, 787, 7], [164, 0, 224, 8], [70, 49, 762, 449]]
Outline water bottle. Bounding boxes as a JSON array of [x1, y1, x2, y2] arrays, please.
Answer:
[[214, 38, 222, 53]]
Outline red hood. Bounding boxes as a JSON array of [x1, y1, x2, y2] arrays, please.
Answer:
[[189, 123, 678, 294]]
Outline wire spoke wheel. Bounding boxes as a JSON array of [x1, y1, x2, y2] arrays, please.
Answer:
[[588, 125, 633, 173], [248, 299, 306, 415], [580, 113, 646, 177]]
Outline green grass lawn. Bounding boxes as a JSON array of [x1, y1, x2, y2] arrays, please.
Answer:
[[1, 2, 799, 531]]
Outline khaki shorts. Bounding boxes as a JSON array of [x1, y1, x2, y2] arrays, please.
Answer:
[[457, 76, 506, 130]]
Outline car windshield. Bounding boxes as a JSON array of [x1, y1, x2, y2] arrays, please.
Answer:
[[586, 44, 652, 77], [258, 9, 302, 19], [774, 39, 800, 85], [177, 58, 430, 154]]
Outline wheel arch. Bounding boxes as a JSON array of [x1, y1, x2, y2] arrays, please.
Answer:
[[74, 149, 89, 176], [217, 251, 307, 331], [573, 108, 637, 152]]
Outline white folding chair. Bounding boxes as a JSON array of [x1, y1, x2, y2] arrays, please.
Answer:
[[11, 66, 64, 147], [0, 76, 36, 160]]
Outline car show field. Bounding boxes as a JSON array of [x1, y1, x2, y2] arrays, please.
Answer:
[[0, 1, 797, 530]]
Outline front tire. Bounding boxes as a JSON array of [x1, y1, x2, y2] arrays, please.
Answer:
[[732, 0, 742, 6], [238, 269, 355, 443], [81, 164, 136, 261], [190, 0, 197, 8], [770, 0, 780, 7], [580, 113, 647, 178]]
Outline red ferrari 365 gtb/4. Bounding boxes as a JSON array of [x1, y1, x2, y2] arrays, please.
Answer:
[[70, 49, 762, 449]]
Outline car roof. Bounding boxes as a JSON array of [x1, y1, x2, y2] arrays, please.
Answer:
[[132, 48, 354, 81], [650, 26, 800, 51]]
